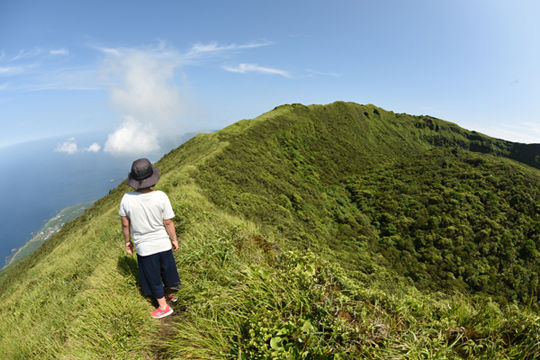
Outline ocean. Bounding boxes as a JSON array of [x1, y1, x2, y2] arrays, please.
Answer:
[[0, 132, 191, 267]]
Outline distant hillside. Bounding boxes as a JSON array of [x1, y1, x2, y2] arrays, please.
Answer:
[[0, 102, 538, 359]]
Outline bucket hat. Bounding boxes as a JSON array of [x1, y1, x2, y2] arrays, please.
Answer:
[[127, 158, 160, 190]]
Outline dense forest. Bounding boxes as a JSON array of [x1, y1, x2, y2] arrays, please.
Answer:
[[0, 101, 538, 359], [347, 148, 540, 303]]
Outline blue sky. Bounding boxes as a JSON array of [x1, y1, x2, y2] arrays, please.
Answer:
[[1, 0, 540, 155]]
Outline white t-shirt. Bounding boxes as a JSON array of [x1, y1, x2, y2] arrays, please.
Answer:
[[119, 190, 175, 256]]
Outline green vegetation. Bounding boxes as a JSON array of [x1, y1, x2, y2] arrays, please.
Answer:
[[0, 102, 539, 358], [347, 148, 540, 305]]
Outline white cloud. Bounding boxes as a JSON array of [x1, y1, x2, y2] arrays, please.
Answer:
[[54, 137, 78, 154], [8, 48, 42, 62], [98, 47, 121, 56], [187, 42, 226, 55], [49, 48, 69, 56], [0, 48, 95, 90], [54, 138, 103, 154], [104, 116, 160, 156], [2, 40, 273, 93], [5, 40, 278, 154], [99, 40, 275, 156], [101, 45, 188, 127], [186, 41, 272, 58], [307, 69, 341, 78], [0, 66, 25, 76], [100, 43, 204, 155], [99, 41, 281, 157], [85, 142, 101, 152], [223, 63, 291, 78]]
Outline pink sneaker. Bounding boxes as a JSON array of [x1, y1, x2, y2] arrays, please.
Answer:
[[152, 304, 173, 319]]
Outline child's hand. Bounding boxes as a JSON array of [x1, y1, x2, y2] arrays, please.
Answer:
[[126, 241, 134, 254], [171, 239, 179, 252]]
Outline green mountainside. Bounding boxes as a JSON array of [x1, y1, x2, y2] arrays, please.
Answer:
[[0, 102, 538, 359]]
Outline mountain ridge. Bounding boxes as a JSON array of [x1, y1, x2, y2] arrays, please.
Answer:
[[0, 101, 538, 359], [193, 101, 540, 301]]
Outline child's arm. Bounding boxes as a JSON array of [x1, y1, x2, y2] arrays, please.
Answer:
[[121, 216, 134, 254], [163, 218, 179, 251]]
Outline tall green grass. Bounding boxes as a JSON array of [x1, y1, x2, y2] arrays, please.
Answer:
[[162, 183, 540, 358], [0, 209, 160, 359], [164, 178, 540, 359]]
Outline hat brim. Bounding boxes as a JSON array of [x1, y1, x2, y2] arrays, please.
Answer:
[[127, 167, 160, 190]]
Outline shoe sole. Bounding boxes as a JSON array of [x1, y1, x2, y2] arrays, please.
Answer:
[[152, 308, 173, 319]]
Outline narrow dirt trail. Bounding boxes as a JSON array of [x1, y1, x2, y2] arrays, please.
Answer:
[[150, 300, 186, 359]]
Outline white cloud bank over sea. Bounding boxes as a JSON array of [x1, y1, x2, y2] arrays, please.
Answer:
[[54, 137, 101, 154]]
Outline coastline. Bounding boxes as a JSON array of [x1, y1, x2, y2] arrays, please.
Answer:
[[2, 201, 96, 269]]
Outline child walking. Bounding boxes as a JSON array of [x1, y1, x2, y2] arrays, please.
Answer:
[[119, 158, 181, 319]]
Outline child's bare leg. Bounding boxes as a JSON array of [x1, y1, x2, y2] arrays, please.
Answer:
[[156, 297, 167, 309]]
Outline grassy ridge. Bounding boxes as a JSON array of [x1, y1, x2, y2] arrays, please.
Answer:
[[0, 102, 539, 358]]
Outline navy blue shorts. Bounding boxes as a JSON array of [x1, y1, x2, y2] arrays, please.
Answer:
[[137, 250, 181, 299]]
